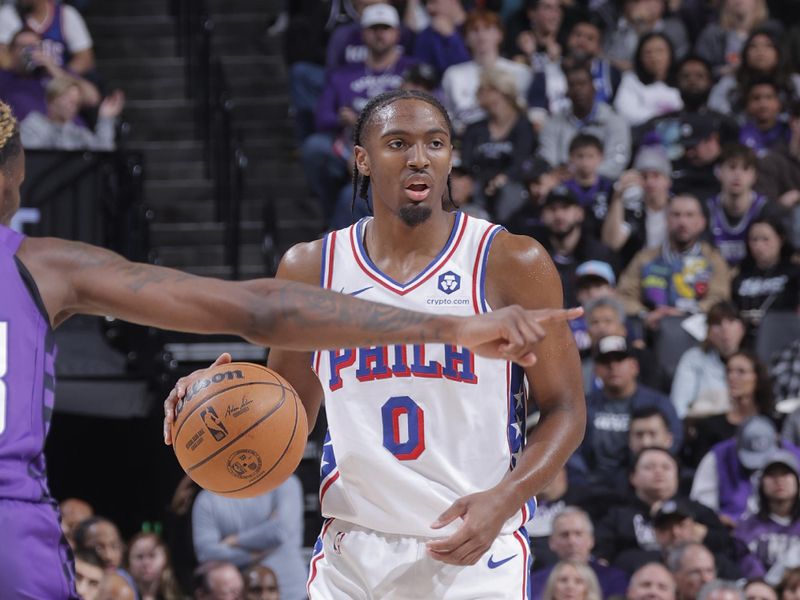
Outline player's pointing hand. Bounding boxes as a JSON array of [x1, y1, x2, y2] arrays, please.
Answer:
[[456, 306, 583, 366]]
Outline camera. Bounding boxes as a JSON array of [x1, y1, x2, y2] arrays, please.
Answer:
[[20, 46, 45, 76]]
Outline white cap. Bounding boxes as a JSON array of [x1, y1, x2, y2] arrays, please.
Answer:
[[361, 3, 400, 28], [595, 336, 631, 361]]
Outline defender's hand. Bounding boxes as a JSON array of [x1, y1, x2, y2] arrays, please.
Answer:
[[163, 353, 232, 445], [456, 306, 583, 366]]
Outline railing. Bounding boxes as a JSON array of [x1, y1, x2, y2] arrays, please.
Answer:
[[171, 0, 247, 279], [20, 149, 149, 261], [18, 150, 166, 417]]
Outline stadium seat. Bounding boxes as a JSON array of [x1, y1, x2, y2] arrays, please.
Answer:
[[756, 311, 800, 364], [654, 315, 700, 380]]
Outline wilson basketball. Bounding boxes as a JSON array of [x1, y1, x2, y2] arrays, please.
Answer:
[[171, 362, 308, 498]]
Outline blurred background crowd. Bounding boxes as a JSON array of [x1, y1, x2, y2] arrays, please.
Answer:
[[1, 0, 800, 598]]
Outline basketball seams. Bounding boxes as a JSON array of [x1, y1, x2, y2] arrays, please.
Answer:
[[173, 380, 288, 442], [184, 382, 287, 472], [204, 387, 302, 495]]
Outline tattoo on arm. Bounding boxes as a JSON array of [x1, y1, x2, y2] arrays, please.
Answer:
[[111, 262, 193, 293], [255, 283, 445, 347], [68, 243, 193, 292]]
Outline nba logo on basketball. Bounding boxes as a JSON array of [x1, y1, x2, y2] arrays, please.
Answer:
[[200, 406, 228, 442], [437, 271, 460, 295]]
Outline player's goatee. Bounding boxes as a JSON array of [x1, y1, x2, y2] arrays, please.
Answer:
[[399, 204, 432, 227]]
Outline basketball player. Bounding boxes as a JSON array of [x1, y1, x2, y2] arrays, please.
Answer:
[[0, 98, 578, 600], [169, 90, 586, 598]]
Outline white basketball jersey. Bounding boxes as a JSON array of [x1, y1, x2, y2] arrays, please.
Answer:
[[312, 212, 536, 538]]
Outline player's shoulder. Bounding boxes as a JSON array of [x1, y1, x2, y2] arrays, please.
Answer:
[[488, 230, 551, 270], [276, 238, 326, 286], [485, 230, 561, 308]]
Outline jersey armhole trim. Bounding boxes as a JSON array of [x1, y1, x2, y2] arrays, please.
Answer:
[[313, 232, 336, 373], [472, 224, 504, 314], [14, 256, 53, 327]]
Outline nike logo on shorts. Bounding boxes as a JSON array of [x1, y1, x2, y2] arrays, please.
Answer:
[[487, 554, 517, 569]]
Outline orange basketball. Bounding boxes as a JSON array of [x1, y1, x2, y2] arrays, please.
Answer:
[[171, 362, 308, 498]]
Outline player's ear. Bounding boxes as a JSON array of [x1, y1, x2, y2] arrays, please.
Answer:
[[354, 145, 371, 177]]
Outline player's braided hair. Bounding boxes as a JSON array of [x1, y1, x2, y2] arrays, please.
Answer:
[[0, 100, 22, 170], [351, 90, 457, 214]]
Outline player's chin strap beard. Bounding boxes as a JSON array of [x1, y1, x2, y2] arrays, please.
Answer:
[[399, 204, 433, 227]]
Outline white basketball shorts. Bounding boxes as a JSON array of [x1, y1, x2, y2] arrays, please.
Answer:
[[307, 518, 532, 599]]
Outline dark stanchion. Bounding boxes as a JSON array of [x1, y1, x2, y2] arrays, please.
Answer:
[[171, 0, 246, 280]]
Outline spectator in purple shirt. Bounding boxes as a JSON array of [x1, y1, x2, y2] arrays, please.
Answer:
[[0, 28, 98, 123], [734, 450, 800, 585], [412, 0, 470, 78], [325, 0, 415, 71], [691, 416, 800, 525], [301, 4, 417, 224], [739, 79, 790, 157]]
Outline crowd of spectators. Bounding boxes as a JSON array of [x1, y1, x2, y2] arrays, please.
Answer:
[[0, 0, 125, 151], [1, 0, 796, 599], [60, 474, 300, 599], [281, 0, 800, 599]]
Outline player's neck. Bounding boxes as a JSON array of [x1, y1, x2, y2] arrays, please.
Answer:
[[364, 209, 456, 265]]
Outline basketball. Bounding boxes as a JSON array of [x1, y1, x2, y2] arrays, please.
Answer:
[[171, 362, 308, 498]]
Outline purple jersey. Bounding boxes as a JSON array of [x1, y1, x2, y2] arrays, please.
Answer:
[[316, 56, 418, 134], [37, 1, 71, 67], [708, 192, 767, 266], [734, 514, 800, 580], [0, 224, 57, 502]]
